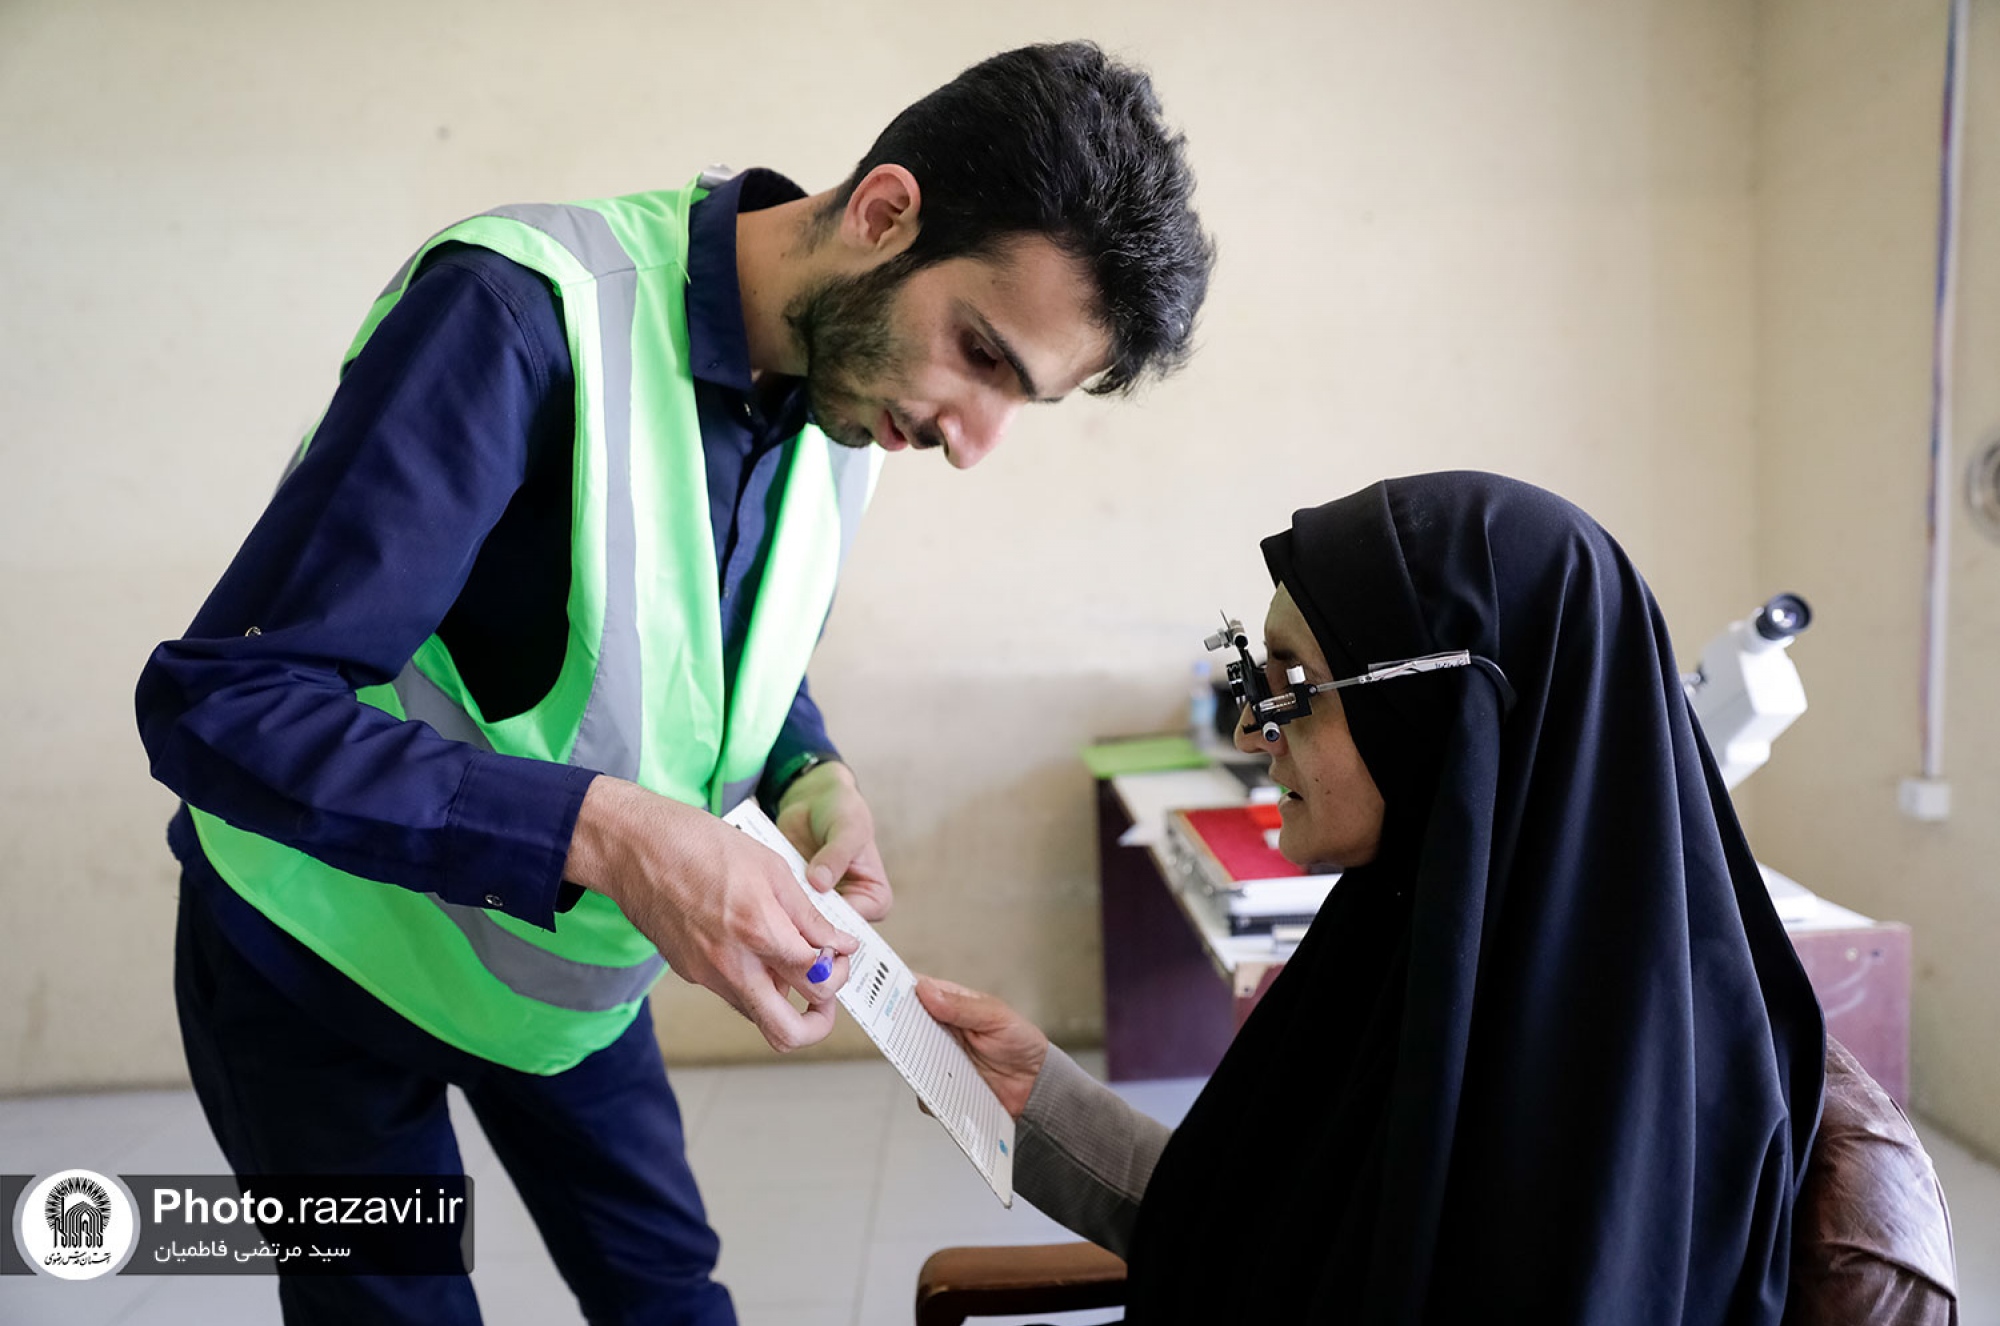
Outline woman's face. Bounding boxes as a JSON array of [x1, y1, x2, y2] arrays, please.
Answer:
[[1233, 584, 1387, 869]]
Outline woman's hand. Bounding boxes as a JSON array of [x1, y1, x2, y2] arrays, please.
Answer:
[[915, 975, 1050, 1120]]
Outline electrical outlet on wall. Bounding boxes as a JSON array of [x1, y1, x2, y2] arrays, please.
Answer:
[[1898, 776, 1952, 822]]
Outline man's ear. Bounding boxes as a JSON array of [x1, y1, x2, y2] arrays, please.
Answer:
[[837, 164, 922, 258]]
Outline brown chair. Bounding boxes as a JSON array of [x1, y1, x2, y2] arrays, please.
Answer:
[[915, 1240, 1128, 1326], [1784, 1037, 1959, 1324], [914, 1038, 1958, 1326]]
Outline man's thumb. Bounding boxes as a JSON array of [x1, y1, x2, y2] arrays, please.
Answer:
[[807, 826, 864, 891]]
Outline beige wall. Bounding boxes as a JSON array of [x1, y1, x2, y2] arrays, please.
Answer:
[[1755, 0, 2000, 1156], [0, 0, 1765, 1088]]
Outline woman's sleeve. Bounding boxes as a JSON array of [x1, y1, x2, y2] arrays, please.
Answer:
[[1015, 1046, 1173, 1259]]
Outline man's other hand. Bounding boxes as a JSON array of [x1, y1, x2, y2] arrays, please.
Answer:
[[774, 761, 893, 922], [564, 776, 858, 1053]]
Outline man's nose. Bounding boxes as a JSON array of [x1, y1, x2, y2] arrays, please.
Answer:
[[938, 393, 1021, 470]]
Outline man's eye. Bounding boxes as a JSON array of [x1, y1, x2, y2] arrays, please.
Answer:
[[963, 336, 998, 371]]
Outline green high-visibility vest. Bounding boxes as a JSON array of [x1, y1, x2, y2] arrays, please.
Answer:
[[190, 179, 881, 1074]]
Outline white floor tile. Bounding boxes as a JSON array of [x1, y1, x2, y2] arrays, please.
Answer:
[[870, 1116, 1070, 1247], [706, 1058, 901, 1106], [690, 1096, 895, 1194], [1919, 1119, 2000, 1326], [666, 1066, 723, 1144], [736, 1300, 855, 1326], [851, 1237, 936, 1326], [706, 1175, 871, 1312], [0, 1089, 192, 1175], [444, 1089, 501, 1170], [110, 1102, 232, 1175]]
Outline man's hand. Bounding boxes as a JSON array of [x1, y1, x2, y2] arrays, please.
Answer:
[[774, 760, 894, 922], [564, 776, 858, 1053], [914, 976, 1050, 1120]]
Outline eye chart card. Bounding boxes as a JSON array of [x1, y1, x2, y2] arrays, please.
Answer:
[[721, 802, 1015, 1205]]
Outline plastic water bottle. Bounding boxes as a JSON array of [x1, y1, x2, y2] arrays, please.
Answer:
[[1189, 658, 1217, 747]]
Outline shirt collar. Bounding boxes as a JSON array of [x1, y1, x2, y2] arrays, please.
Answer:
[[685, 167, 806, 394]]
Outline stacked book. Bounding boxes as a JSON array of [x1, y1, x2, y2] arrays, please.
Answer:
[[1160, 803, 1340, 935]]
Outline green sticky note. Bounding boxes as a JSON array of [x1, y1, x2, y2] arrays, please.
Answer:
[[1079, 735, 1210, 778]]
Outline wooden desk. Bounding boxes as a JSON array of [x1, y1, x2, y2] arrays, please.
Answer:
[[1786, 921, 1912, 1105], [1097, 778, 1252, 1081], [1097, 773, 1913, 1104]]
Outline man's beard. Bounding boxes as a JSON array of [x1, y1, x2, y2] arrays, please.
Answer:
[[784, 256, 919, 450]]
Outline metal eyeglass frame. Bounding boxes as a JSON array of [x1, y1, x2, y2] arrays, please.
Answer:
[[1203, 612, 1504, 743]]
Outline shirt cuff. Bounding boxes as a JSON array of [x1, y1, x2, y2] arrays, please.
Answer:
[[441, 751, 598, 931]]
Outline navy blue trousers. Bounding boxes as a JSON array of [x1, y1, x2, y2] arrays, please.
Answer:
[[174, 878, 736, 1326]]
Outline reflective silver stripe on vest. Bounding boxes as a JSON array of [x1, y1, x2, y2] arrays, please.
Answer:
[[430, 898, 666, 1013], [392, 661, 492, 750], [484, 203, 645, 784], [391, 662, 662, 1006], [713, 441, 875, 816], [388, 205, 651, 1014], [716, 774, 762, 815], [394, 660, 663, 1008], [378, 253, 418, 300], [827, 442, 875, 571]]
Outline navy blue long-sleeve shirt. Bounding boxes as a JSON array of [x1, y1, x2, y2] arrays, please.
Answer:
[[137, 169, 836, 954]]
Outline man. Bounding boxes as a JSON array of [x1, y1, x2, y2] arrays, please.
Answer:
[[136, 40, 1211, 1326]]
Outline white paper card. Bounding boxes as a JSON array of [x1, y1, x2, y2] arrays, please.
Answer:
[[721, 801, 1015, 1205]]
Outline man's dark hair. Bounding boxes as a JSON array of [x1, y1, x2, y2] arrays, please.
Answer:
[[826, 41, 1214, 395]]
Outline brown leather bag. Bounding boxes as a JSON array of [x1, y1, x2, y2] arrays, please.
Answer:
[[1785, 1037, 1959, 1324]]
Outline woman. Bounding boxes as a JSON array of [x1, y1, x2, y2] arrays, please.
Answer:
[[918, 472, 1827, 1324]]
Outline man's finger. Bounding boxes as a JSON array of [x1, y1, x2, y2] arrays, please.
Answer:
[[771, 874, 861, 957], [750, 894, 857, 1007], [789, 994, 838, 1047], [806, 817, 872, 891], [739, 972, 829, 1053], [836, 877, 893, 924], [766, 967, 841, 1048]]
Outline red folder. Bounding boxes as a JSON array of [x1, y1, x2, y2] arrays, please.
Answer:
[[1171, 805, 1303, 889]]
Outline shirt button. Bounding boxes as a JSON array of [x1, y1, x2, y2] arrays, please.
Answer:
[[484, 893, 504, 908]]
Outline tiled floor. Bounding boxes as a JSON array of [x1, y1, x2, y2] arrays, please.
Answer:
[[1, 1057, 1993, 1326]]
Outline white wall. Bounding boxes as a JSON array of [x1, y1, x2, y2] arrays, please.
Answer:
[[1755, 0, 2000, 1157], [0, 0, 1762, 1086]]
